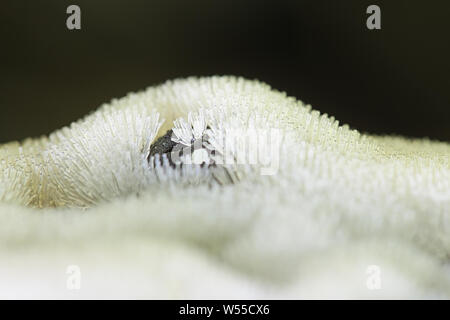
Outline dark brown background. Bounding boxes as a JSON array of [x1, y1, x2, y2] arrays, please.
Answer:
[[1, 0, 449, 143]]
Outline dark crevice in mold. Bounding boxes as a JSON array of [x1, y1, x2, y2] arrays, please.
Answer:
[[148, 129, 177, 165]]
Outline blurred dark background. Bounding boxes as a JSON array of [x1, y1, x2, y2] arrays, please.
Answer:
[[1, 0, 449, 143]]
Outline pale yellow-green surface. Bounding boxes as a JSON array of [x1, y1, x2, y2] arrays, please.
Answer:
[[0, 77, 449, 298]]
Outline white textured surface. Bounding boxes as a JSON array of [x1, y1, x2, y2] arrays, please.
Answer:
[[0, 76, 449, 298]]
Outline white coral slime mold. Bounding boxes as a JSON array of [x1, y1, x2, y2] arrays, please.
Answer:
[[0, 76, 449, 299]]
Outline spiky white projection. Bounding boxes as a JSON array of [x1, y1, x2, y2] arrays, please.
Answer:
[[0, 76, 449, 299]]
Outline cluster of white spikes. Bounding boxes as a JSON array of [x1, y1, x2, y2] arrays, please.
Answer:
[[172, 109, 207, 146]]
